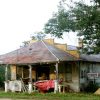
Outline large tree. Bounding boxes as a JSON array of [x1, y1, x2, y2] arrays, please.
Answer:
[[44, 0, 100, 54]]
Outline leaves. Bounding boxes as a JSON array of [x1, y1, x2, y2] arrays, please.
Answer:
[[44, 0, 100, 54], [31, 31, 46, 40]]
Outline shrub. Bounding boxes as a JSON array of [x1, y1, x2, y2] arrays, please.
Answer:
[[84, 81, 99, 93]]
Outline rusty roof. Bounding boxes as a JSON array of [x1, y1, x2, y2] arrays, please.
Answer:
[[0, 41, 79, 65]]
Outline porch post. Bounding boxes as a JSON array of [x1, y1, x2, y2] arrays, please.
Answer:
[[5, 64, 8, 92], [78, 61, 81, 92], [28, 65, 32, 93], [22, 66, 24, 78], [54, 62, 59, 93]]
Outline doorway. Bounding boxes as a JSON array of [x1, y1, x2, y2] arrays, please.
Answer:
[[36, 66, 50, 81]]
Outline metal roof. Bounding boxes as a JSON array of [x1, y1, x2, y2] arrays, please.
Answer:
[[0, 41, 79, 64], [80, 54, 100, 62]]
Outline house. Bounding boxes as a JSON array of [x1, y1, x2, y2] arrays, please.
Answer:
[[1, 38, 100, 93], [79, 54, 100, 91], [0, 39, 80, 93]]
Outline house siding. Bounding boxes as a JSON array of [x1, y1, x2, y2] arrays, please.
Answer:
[[80, 62, 100, 91]]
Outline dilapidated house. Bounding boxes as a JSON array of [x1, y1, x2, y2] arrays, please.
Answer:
[[0, 39, 80, 93], [1, 39, 100, 93]]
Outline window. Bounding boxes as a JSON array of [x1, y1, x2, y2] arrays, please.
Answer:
[[81, 70, 86, 78]]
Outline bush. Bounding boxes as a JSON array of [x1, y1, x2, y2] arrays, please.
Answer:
[[84, 82, 99, 93]]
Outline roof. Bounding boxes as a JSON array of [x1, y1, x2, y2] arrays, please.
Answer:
[[80, 54, 100, 62], [0, 41, 79, 65], [67, 45, 78, 50]]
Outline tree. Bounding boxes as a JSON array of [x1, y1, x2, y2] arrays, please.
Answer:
[[44, 0, 100, 54], [22, 31, 46, 47], [95, 0, 100, 6], [31, 31, 46, 40], [22, 41, 29, 47]]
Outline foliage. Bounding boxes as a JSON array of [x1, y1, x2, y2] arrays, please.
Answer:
[[22, 31, 46, 47], [0, 65, 11, 88], [84, 82, 99, 93], [94, 0, 100, 6], [22, 41, 30, 47], [44, 9, 71, 38], [31, 31, 46, 40], [0, 65, 5, 88], [44, 0, 100, 54]]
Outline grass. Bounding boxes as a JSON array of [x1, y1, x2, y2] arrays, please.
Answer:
[[0, 92, 100, 100]]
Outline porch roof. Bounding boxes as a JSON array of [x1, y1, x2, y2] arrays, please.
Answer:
[[0, 41, 79, 64]]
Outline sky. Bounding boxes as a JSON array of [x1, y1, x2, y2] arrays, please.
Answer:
[[0, 0, 78, 55]]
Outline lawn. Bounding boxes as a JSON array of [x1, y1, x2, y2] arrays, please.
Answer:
[[0, 92, 100, 100]]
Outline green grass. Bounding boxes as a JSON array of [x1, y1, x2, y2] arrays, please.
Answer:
[[0, 92, 100, 100]]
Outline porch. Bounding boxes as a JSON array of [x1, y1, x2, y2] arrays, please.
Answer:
[[4, 61, 80, 93]]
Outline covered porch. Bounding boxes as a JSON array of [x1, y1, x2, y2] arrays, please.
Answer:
[[0, 40, 79, 93], [4, 63, 58, 93], [4, 61, 80, 93]]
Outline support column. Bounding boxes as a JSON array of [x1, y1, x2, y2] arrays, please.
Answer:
[[22, 66, 24, 78], [54, 62, 59, 93], [28, 65, 32, 93], [5, 64, 8, 92]]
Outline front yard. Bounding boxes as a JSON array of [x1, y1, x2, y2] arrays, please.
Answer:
[[0, 92, 100, 100]]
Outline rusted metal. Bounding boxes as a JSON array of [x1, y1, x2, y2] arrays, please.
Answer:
[[0, 41, 79, 65]]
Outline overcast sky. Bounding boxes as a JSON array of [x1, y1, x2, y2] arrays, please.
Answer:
[[0, 0, 78, 55]]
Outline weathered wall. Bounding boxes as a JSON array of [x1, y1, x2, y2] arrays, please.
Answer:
[[80, 62, 100, 88], [93, 63, 100, 85], [16, 66, 23, 78], [63, 62, 79, 92], [71, 63, 80, 92], [80, 62, 89, 88], [49, 62, 80, 92], [32, 67, 36, 81], [45, 39, 79, 58], [10, 65, 17, 80], [49, 65, 56, 80], [66, 50, 79, 58], [44, 39, 54, 45], [55, 44, 67, 51]]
